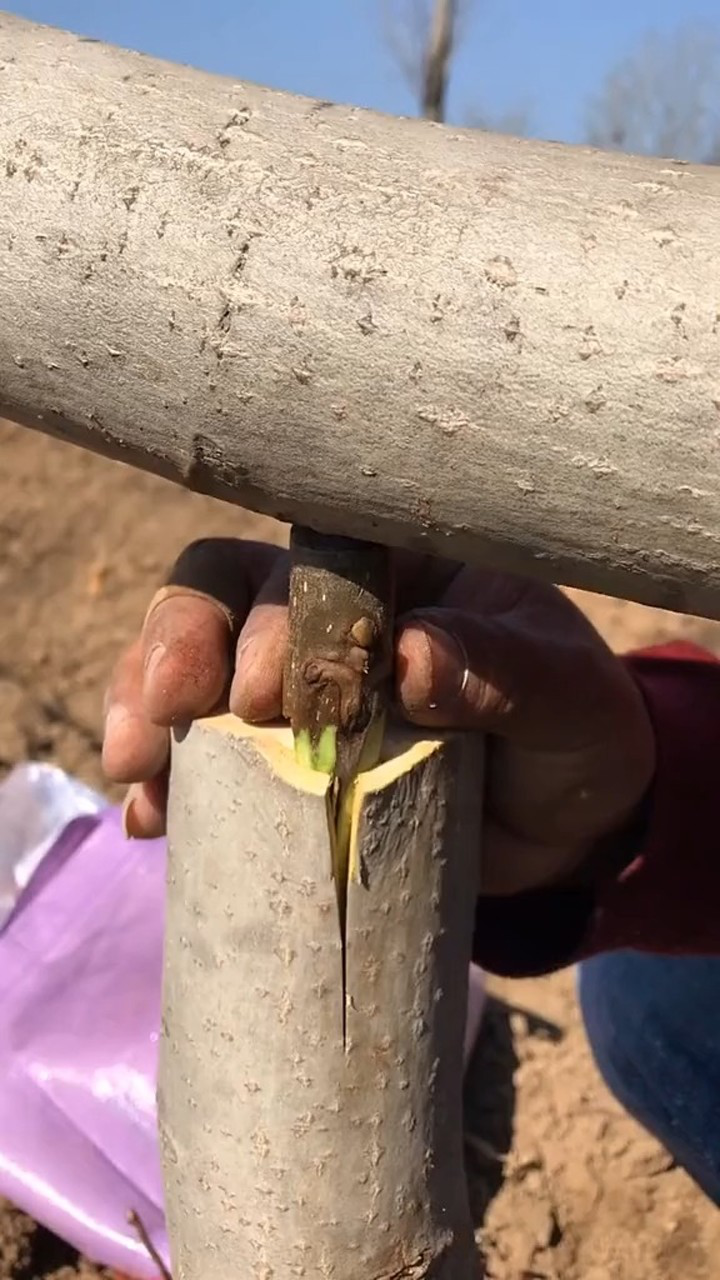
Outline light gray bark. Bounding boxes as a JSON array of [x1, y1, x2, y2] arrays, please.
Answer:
[[1, 13, 720, 616], [161, 716, 484, 1280]]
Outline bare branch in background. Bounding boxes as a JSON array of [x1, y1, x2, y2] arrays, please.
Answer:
[[586, 23, 720, 162], [421, 0, 459, 121], [378, 0, 528, 132], [380, 0, 469, 121]]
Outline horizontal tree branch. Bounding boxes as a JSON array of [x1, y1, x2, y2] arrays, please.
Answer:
[[1, 13, 719, 616]]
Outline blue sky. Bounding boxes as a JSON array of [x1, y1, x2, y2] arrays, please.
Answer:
[[10, 1, 720, 143]]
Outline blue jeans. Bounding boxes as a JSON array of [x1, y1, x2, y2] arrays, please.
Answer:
[[578, 951, 720, 1205]]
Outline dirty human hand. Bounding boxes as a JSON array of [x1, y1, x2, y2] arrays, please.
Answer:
[[103, 539, 655, 897]]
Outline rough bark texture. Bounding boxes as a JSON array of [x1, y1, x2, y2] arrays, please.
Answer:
[[161, 716, 484, 1280], [2, 14, 720, 616]]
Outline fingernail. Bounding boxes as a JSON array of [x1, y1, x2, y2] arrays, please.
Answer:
[[104, 703, 130, 739], [144, 643, 166, 681], [235, 633, 256, 673], [121, 787, 141, 840]]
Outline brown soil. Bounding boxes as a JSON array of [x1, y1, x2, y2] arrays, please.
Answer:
[[1, 418, 718, 1279]]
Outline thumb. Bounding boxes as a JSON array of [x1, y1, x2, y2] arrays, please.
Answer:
[[394, 605, 571, 745], [395, 607, 515, 732]]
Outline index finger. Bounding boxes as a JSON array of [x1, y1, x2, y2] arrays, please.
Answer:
[[140, 538, 284, 725], [104, 539, 285, 781]]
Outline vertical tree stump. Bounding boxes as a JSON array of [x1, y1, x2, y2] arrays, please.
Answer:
[[160, 715, 484, 1280]]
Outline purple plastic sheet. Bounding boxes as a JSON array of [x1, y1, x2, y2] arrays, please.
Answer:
[[0, 807, 169, 1277], [0, 769, 486, 1278]]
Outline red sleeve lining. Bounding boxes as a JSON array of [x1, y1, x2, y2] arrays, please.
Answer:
[[581, 643, 720, 959]]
